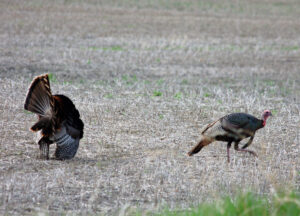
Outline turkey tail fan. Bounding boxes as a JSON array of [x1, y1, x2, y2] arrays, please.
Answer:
[[188, 138, 212, 156], [24, 74, 54, 117]]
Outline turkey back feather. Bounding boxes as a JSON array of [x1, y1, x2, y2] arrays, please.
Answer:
[[53, 95, 84, 139], [221, 113, 263, 135], [51, 95, 84, 160], [201, 118, 220, 135]]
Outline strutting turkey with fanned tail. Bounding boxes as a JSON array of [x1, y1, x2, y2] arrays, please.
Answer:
[[24, 74, 84, 160], [188, 110, 272, 162]]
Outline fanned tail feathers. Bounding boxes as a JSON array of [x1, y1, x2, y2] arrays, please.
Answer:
[[24, 74, 56, 135], [24, 74, 54, 117]]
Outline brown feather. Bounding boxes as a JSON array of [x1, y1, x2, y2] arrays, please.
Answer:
[[201, 118, 221, 135], [24, 74, 55, 136], [188, 137, 212, 156], [24, 74, 53, 117]]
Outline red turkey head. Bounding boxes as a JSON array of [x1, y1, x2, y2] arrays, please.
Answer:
[[262, 110, 272, 126]]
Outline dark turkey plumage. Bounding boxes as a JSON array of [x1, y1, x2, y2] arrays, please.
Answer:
[[188, 110, 272, 162], [24, 74, 84, 160]]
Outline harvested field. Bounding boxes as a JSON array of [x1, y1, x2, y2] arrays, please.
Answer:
[[0, 0, 300, 215]]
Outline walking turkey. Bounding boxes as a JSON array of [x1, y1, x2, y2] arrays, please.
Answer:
[[24, 74, 84, 160], [188, 110, 272, 162]]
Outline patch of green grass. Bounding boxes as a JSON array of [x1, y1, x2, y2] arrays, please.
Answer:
[[122, 74, 138, 85], [122, 75, 128, 81], [131, 74, 138, 82], [159, 114, 164, 119], [153, 91, 162, 97], [48, 73, 57, 83], [260, 45, 276, 51], [203, 92, 212, 98], [103, 45, 124, 51], [264, 80, 276, 86], [280, 86, 292, 96], [155, 191, 300, 216], [104, 93, 113, 99], [157, 79, 164, 86], [111, 45, 123, 51], [24, 110, 33, 115], [281, 45, 299, 51], [274, 191, 300, 216], [95, 80, 107, 86], [163, 45, 183, 51], [225, 45, 244, 51], [87, 45, 124, 51], [96, 161, 102, 168], [181, 79, 188, 85], [259, 45, 299, 52], [63, 81, 72, 85], [88, 45, 125, 51], [174, 92, 182, 100], [88, 46, 101, 51], [163, 45, 170, 50], [272, 109, 278, 116]]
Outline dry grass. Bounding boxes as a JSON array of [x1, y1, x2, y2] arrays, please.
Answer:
[[0, 0, 300, 215]]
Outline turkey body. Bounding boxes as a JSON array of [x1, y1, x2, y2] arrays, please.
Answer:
[[188, 111, 271, 162], [50, 94, 84, 160], [24, 74, 84, 160]]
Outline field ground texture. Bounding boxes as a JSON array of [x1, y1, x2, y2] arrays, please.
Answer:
[[0, 0, 300, 215]]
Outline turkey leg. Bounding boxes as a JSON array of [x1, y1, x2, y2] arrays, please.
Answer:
[[38, 137, 53, 160], [241, 135, 254, 149], [227, 141, 232, 163], [234, 141, 258, 157]]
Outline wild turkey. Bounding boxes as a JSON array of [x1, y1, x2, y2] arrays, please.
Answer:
[[188, 110, 272, 162], [24, 74, 84, 160]]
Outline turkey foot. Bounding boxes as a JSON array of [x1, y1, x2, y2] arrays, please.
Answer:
[[234, 143, 258, 158], [237, 149, 258, 157]]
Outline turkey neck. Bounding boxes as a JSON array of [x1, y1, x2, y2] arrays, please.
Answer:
[[261, 115, 268, 127]]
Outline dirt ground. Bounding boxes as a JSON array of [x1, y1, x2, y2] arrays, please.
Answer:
[[0, 0, 300, 215]]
